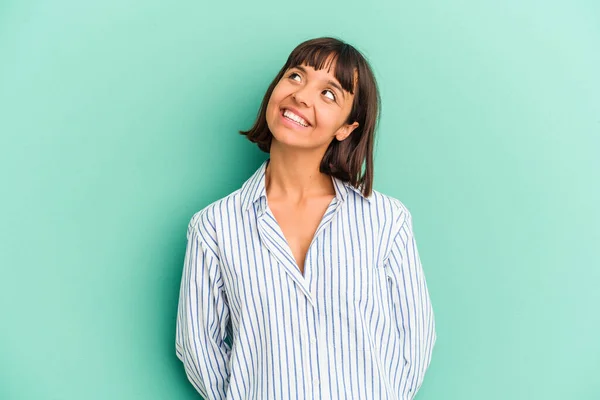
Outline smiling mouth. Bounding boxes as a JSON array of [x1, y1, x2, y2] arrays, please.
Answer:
[[281, 108, 311, 127]]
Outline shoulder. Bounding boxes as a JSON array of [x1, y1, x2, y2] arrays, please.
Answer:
[[368, 190, 421, 262], [186, 188, 245, 243], [367, 188, 413, 230]]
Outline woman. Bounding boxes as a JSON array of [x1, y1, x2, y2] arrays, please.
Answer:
[[176, 37, 436, 399]]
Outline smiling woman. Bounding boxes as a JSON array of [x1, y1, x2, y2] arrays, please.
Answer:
[[175, 37, 437, 400], [240, 37, 380, 192]]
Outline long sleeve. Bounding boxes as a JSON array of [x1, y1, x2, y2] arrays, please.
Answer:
[[384, 211, 437, 399], [176, 221, 231, 400]]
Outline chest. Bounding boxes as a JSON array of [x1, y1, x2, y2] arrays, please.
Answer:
[[214, 197, 391, 316], [268, 196, 334, 275]]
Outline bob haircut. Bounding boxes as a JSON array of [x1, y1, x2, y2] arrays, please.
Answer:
[[239, 37, 381, 198]]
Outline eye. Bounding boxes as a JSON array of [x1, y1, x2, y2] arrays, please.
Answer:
[[323, 89, 336, 101], [288, 72, 301, 82]]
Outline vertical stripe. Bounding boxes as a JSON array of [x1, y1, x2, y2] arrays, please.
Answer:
[[175, 159, 437, 399]]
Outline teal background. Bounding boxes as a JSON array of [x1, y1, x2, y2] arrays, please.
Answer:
[[1, 0, 599, 399]]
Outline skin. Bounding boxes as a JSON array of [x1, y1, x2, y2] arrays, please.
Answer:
[[263, 57, 360, 275]]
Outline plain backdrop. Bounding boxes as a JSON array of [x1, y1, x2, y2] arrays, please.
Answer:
[[1, 0, 599, 399]]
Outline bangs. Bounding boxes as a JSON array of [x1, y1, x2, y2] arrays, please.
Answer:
[[286, 43, 358, 95]]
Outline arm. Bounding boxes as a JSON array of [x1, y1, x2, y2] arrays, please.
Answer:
[[385, 211, 437, 399], [176, 220, 231, 400]]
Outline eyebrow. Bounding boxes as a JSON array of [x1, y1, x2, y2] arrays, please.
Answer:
[[293, 65, 346, 100]]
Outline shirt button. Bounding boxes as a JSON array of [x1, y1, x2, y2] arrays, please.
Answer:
[[311, 338, 317, 344], [313, 378, 320, 385]]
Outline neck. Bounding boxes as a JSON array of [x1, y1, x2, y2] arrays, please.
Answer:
[[265, 145, 335, 204]]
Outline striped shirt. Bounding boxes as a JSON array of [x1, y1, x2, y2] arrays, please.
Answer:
[[175, 158, 436, 399]]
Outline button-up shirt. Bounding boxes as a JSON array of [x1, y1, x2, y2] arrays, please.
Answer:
[[175, 159, 436, 399]]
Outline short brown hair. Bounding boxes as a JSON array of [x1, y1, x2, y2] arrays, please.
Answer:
[[239, 37, 381, 197]]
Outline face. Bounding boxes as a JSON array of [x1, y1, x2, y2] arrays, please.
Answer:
[[265, 59, 359, 151]]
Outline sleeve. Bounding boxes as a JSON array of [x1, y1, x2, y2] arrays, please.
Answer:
[[175, 220, 232, 400], [384, 210, 437, 400]]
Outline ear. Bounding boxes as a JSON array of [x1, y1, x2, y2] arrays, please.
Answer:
[[335, 121, 359, 142]]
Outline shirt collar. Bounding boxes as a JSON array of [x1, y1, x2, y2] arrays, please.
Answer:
[[241, 159, 371, 212]]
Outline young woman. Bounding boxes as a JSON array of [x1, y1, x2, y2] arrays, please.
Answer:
[[176, 37, 436, 399]]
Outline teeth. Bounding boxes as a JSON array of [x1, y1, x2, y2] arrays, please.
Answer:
[[283, 109, 309, 127]]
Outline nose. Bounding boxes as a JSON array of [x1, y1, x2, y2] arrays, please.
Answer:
[[292, 85, 313, 107]]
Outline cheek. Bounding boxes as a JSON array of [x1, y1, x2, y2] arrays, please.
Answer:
[[265, 91, 288, 133], [314, 109, 340, 131], [265, 97, 279, 123], [266, 87, 285, 113], [270, 82, 288, 101]]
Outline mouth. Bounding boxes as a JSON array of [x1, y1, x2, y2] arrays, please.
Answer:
[[280, 108, 311, 128]]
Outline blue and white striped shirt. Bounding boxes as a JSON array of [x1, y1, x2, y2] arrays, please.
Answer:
[[175, 159, 436, 399]]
